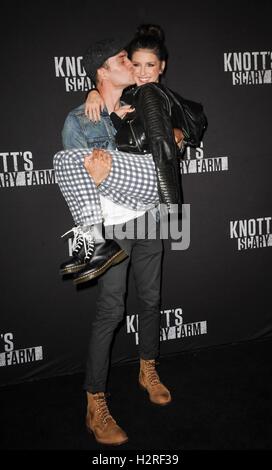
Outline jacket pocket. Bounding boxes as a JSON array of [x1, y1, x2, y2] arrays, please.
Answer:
[[86, 137, 110, 149]]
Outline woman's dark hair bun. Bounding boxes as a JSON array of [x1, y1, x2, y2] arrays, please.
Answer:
[[128, 23, 168, 62], [136, 24, 165, 43]]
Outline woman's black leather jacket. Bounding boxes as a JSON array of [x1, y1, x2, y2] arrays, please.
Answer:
[[115, 83, 190, 209]]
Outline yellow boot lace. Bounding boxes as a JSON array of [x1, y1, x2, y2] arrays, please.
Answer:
[[93, 393, 115, 426], [142, 360, 160, 386]]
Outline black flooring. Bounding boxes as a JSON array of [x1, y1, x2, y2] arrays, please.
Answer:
[[1, 338, 271, 452]]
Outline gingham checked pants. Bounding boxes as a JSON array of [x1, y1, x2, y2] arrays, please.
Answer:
[[53, 148, 159, 226]]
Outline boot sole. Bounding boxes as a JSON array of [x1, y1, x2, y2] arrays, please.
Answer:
[[59, 263, 86, 275], [86, 425, 128, 446], [138, 382, 172, 406], [74, 250, 128, 285]]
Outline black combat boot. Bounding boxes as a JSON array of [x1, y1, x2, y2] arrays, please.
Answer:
[[73, 239, 128, 285], [59, 226, 95, 275]]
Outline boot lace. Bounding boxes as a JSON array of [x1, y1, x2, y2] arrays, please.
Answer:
[[82, 230, 95, 262], [62, 226, 95, 261], [93, 393, 115, 426], [143, 360, 160, 386]]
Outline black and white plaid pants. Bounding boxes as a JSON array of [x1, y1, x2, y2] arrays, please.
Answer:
[[53, 148, 159, 225]]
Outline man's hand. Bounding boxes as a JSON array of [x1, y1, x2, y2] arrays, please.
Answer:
[[84, 149, 112, 186], [173, 128, 184, 149]]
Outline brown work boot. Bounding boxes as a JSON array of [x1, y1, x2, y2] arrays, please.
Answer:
[[139, 358, 172, 406], [86, 392, 128, 446]]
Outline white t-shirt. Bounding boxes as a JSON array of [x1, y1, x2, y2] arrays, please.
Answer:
[[100, 195, 146, 226]]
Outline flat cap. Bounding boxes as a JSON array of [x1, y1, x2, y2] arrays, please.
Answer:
[[83, 36, 129, 81]]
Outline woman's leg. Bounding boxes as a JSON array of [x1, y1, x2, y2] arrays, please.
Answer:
[[54, 148, 159, 226], [54, 148, 106, 277], [53, 148, 135, 281], [98, 149, 159, 211], [53, 148, 103, 226]]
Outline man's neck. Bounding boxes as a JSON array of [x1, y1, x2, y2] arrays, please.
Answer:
[[97, 83, 123, 114]]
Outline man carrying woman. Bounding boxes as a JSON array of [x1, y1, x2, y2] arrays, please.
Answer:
[[53, 25, 206, 445]]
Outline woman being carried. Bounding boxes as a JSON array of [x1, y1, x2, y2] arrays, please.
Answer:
[[54, 25, 207, 284]]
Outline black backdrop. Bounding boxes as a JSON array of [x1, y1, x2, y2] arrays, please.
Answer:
[[1, 0, 271, 386]]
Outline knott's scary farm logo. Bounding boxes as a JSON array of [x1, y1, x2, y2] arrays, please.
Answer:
[[126, 307, 207, 344], [0, 331, 43, 367], [54, 56, 95, 92], [180, 142, 229, 175], [230, 216, 272, 250], [0, 151, 55, 188], [224, 51, 272, 85]]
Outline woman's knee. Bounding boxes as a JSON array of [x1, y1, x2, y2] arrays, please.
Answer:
[[54, 150, 80, 169], [53, 150, 66, 169]]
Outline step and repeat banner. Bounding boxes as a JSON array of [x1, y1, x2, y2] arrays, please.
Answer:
[[1, 0, 271, 386]]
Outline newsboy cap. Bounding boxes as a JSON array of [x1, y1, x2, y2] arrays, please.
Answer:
[[83, 36, 129, 81]]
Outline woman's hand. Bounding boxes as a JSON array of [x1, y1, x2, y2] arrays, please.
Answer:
[[85, 90, 105, 122], [114, 104, 135, 119]]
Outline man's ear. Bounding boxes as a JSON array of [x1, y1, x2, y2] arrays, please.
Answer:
[[97, 67, 108, 82]]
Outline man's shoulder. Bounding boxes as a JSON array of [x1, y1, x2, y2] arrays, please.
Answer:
[[62, 100, 115, 149], [65, 103, 85, 119], [65, 103, 110, 122], [63, 103, 99, 129]]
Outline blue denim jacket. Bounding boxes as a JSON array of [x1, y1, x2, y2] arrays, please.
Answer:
[[62, 103, 117, 150]]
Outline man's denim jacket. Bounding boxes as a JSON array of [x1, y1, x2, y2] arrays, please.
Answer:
[[62, 103, 117, 150]]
